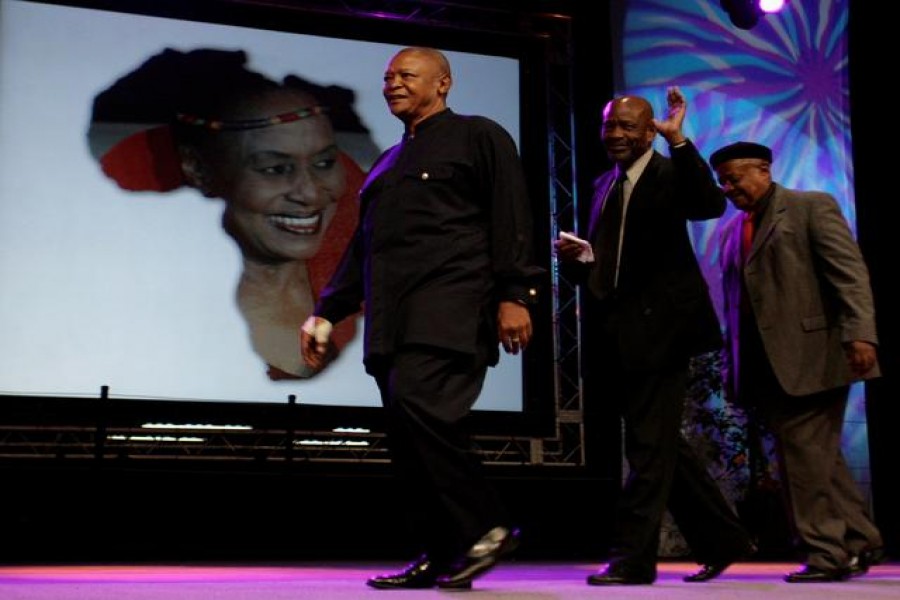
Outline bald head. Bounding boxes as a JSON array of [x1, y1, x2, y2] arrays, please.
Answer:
[[383, 46, 453, 130], [601, 95, 657, 167], [606, 96, 653, 120], [396, 47, 452, 79]]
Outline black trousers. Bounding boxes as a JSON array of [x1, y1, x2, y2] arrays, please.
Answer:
[[587, 303, 751, 578], [371, 345, 507, 561]]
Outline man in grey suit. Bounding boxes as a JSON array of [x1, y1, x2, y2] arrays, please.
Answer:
[[712, 141, 884, 583]]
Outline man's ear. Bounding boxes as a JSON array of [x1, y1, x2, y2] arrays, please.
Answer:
[[438, 73, 452, 97], [179, 145, 217, 198], [645, 121, 658, 143]]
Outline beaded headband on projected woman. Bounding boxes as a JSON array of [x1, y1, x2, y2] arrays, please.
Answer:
[[175, 105, 329, 132]]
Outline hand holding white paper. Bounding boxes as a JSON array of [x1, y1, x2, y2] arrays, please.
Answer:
[[559, 231, 594, 263]]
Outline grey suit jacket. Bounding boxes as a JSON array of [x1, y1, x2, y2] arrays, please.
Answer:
[[719, 184, 880, 399]]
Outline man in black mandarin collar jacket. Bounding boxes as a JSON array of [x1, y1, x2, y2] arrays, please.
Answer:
[[302, 47, 542, 590]]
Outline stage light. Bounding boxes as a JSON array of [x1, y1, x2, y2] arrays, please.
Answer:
[[721, 0, 786, 29], [720, 0, 760, 29], [720, 0, 763, 30], [758, 0, 785, 13]]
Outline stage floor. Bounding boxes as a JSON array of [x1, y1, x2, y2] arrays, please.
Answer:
[[1, 561, 899, 599]]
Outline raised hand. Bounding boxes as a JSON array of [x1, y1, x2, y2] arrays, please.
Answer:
[[653, 85, 687, 145]]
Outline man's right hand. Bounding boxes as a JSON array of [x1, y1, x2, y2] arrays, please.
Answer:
[[554, 233, 593, 263], [301, 316, 334, 372]]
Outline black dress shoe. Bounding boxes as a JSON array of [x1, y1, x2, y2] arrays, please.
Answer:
[[435, 526, 520, 589], [586, 566, 655, 586], [683, 542, 757, 582], [683, 563, 729, 583], [784, 565, 849, 583], [367, 555, 470, 590], [849, 546, 886, 578]]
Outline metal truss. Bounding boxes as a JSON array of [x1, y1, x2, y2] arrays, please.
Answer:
[[0, 0, 584, 469], [0, 425, 390, 463]]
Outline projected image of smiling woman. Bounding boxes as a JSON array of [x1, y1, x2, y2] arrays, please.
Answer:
[[89, 49, 374, 380], [177, 85, 356, 379], [180, 89, 344, 265]]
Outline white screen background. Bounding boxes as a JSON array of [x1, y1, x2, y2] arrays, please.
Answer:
[[0, 0, 524, 410]]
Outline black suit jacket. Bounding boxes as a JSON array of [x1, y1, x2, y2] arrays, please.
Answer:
[[578, 141, 725, 372]]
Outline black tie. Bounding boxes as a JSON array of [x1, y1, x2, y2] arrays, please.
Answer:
[[589, 174, 626, 299]]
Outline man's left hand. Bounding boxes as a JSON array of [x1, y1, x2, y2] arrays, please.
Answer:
[[844, 340, 877, 379], [498, 301, 532, 355], [653, 85, 687, 146]]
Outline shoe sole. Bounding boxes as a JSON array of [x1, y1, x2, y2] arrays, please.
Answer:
[[586, 577, 654, 586], [366, 581, 435, 589], [435, 557, 497, 589]]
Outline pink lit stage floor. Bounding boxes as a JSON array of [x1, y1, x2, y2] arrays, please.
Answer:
[[1, 561, 899, 599]]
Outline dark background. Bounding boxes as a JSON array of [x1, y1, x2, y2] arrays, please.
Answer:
[[849, 0, 899, 561], [1, 0, 896, 564]]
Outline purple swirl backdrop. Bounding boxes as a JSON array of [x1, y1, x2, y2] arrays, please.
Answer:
[[614, 0, 870, 497]]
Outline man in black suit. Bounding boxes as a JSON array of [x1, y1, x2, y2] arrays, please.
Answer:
[[301, 47, 542, 590], [556, 87, 754, 585]]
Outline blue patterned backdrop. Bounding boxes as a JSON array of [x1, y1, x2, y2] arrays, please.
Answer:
[[613, 0, 870, 498]]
